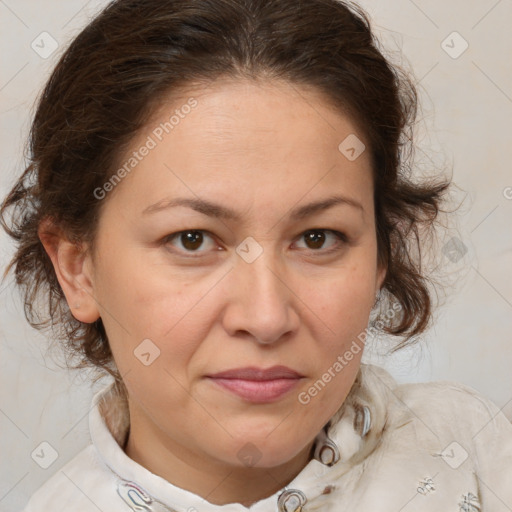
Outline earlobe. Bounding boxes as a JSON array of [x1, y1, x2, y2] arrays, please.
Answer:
[[38, 218, 100, 323]]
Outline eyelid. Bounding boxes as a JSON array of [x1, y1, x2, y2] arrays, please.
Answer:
[[162, 230, 219, 256], [293, 229, 348, 253], [162, 228, 348, 257]]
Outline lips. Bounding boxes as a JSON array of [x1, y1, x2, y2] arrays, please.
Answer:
[[206, 365, 304, 403], [207, 365, 303, 380]]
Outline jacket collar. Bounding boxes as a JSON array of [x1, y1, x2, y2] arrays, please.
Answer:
[[89, 363, 397, 512]]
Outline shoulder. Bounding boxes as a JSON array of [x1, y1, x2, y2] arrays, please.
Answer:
[[354, 364, 512, 439], [392, 377, 508, 425], [384, 375, 512, 455], [22, 445, 115, 512], [386, 377, 512, 509], [357, 363, 512, 444], [323, 369, 512, 511]]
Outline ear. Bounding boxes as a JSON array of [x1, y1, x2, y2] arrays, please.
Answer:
[[38, 217, 100, 323]]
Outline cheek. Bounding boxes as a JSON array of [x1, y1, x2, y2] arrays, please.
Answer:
[[304, 267, 376, 366], [95, 249, 218, 367], [315, 263, 375, 321], [94, 240, 186, 326]]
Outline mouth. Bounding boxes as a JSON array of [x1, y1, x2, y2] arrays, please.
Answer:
[[205, 365, 304, 403]]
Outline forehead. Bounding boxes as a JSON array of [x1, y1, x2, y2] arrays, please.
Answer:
[[105, 78, 374, 223], [151, 77, 366, 155]]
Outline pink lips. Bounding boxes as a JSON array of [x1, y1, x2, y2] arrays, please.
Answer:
[[206, 366, 303, 403]]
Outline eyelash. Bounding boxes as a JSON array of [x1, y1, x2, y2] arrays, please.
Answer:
[[161, 229, 349, 258]]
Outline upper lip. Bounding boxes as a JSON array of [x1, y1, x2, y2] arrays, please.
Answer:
[[207, 365, 303, 381]]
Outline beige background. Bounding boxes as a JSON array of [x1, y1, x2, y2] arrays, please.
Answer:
[[1, 1, 511, 510]]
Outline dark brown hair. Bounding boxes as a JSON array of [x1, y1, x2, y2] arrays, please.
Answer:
[[0, 0, 452, 388]]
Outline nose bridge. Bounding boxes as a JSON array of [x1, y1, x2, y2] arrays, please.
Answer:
[[236, 235, 283, 292], [226, 240, 297, 343], [244, 251, 285, 303]]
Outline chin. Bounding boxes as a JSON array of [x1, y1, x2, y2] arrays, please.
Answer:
[[215, 433, 309, 470]]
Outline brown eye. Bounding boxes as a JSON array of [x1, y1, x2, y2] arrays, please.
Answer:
[[164, 230, 216, 254], [304, 230, 326, 249], [180, 231, 204, 250], [296, 229, 348, 252]]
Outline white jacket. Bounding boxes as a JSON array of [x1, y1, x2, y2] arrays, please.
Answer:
[[21, 364, 512, 512]]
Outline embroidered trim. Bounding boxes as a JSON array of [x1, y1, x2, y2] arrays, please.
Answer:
[[459, 492, 481, 512], [417, 477, 435, 495]]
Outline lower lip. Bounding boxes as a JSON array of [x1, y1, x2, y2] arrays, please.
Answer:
[[207, 377, 301, 403]]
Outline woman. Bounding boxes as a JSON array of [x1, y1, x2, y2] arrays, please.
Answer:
[[2, 0, 511, 510]]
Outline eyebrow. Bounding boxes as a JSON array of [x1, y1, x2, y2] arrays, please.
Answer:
[[142, 194, 364, 221]]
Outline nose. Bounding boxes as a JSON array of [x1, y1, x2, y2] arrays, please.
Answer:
[[221, 251, 300, 345]]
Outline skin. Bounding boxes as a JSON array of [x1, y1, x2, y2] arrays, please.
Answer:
[[40, 78, 386, 506]]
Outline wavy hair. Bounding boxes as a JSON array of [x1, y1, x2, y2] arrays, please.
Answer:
[[1, 0, 452, 389]]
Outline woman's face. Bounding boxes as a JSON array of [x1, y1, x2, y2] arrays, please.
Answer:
[[85, 78, 385, 471]]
